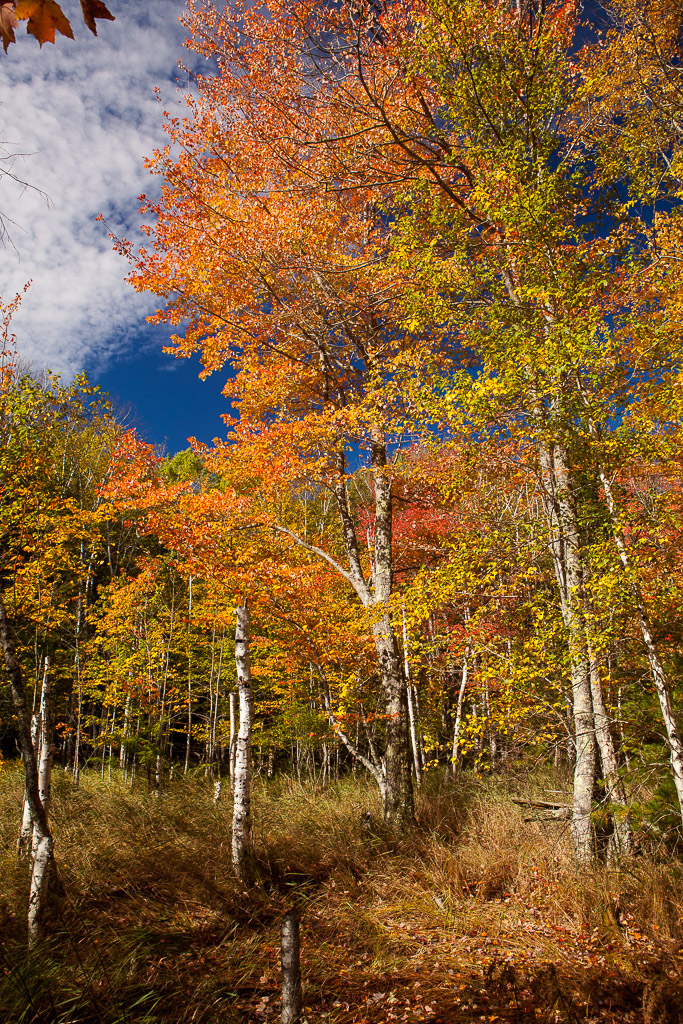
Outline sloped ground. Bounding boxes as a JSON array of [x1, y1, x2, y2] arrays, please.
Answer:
[[0, 768, 681, 1023]]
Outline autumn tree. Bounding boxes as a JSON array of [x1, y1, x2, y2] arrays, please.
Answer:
[[125, 0, 471, 824], [118, 0, 683, 850], [0, 352, 122, 941]]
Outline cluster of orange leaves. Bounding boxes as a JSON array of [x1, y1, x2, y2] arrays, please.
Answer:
[[0, 0, 112, 53]]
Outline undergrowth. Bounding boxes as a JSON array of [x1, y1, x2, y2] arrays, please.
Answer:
[[1, 767, 681, 1023]]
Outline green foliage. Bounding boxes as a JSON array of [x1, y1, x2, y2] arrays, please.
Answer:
[[161, 449, 205, 487]]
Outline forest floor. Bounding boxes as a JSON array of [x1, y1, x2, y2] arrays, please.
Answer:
[[1, 766, 682, 1024]]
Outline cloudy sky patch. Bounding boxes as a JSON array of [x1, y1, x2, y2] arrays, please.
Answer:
[[0, 0, 192, 377]]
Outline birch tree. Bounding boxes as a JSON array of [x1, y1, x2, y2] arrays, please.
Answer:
[[0, 598, 53, 945], [232, 600, 254, 881]]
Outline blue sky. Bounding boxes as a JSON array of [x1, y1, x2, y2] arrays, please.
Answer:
[[1, 0, 228, 452], [98, 337, 231, 454]]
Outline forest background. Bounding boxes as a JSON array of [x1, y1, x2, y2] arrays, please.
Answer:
[[2, 0, 683, 1022]]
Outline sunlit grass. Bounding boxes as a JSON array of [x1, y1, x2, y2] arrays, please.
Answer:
[[0, 765, 681, 1022]]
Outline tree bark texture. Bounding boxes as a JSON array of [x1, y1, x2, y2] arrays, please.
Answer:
[[33, 657, 53, 862], [275, 437, 414, 825], [280, 910, 303, 1024], [0, 598, 54, 945], [232, 600, 254, 881], [229, 689, 237, 789], [589, 652, 632, 857], [450, 653, 469, 775], [18, 712, 39, 856], [402, 607, 422, 787], [538, 443, 596, 861], [368, 436, 414, 825], [373, 612, 414, 825]]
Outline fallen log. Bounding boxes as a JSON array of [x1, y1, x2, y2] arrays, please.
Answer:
[[522, 807, 572, 822], [511, 797, 572, 810]]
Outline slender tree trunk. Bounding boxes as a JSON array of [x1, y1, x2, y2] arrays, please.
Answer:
[[100, 703, 109, 781], [617, 682, 630, 770], [273, 438, 413, 823], [229, 690, 237, 790], [327, 443, 413, 821], [73, 671, 82, 787], [484, 680, 497, 768], [369, 435, 413, 825], [373, 613, 413, 824], [33, 658, 53, 850], [402, 607, 421, 787], [539, 442, 596, 861], [211, 629, 224, 775], [120, 690, 130, 773], [280, 910, 303, 1024], [589, 652, 631, 857], [0, 599, 54, 946], [405, 688, 421, 782], [18, 711, 40, 856], [30, 657, 54, 943], [232, 600, 254, 881], [185, 576, 193, 775], [319, 673, 386, 795], [450, 652, 469, 776], [596, 459, 683, 824], [185, 679, 192, 774], [154, 754, 163, 797]]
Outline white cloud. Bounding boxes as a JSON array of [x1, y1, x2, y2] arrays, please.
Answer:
[[0, 0, 193, 376]]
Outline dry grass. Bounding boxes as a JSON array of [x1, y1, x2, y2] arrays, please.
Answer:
[[0, 765, 681, 1023]]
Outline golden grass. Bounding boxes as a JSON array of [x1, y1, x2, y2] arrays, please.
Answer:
[[0, 765, 681, 1023]]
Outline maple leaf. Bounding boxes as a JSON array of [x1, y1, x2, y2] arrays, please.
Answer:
[[0, 0, 16, 52], [16, 0, 74, 45], [79, 0, 113, 36]]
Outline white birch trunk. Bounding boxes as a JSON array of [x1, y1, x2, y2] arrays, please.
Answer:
[[184, 676, 192, 774], [229, 690, 237, 789], [272, 437, 413, 824], [539, 440, 596, 861], [0, 600, 54, 946], [280, 910, 302, 1024], [120, 690, 130, 771], [589, 652, 631, 857], [232, 601, 254, 881], [402, 607, 421, 787], [32, 658, 53, 864], [73, 676, 82, 786], [154, 754, 163, 797], [27, 829, 52, 947], [596, 461, 683, 824], [450, 653, 469, 775], [484, 681, 497, 767], [18, 711, 40, 856]]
